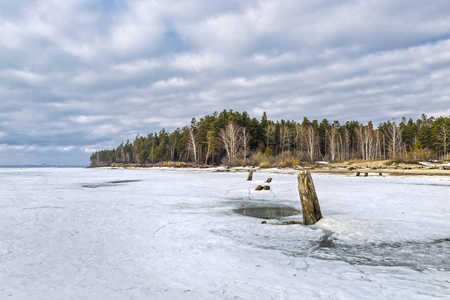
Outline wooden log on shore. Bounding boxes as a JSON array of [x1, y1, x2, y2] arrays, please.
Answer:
[[247, 170, 254, 181], [297, 171, 322, 225], [265, 178, 272, 183], [263, 185, 270, 190], [255, 185, 264, 190]]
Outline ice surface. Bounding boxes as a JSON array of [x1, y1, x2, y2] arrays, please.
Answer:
[[0, 168, 449, 299]]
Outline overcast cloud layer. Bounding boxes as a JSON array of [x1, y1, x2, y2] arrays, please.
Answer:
[[1, 0, 450, 165]]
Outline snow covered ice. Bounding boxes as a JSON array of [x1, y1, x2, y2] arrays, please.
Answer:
[[0, 168, 449, 299]]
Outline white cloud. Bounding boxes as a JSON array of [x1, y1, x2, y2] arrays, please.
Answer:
[[59, 146, 75, 152], [7, 69, 47, 85], [1, 0, 450, 164], [152, 77, 192, 89], [172, 52, 224, 72], [108, 2, 162, 56], [70, 115, 109, 124], [112, 59, 160, 74]]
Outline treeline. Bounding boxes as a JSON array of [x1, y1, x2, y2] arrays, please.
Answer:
[[90, 110, 450, 167]]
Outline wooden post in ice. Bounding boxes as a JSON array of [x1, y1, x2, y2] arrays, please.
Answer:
[[247, 170, 253, 181], [297, 171, 322, 225]]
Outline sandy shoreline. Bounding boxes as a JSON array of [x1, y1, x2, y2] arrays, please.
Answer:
[[309, 167, 450, 176], [304, 160, 450, 176], [103, 161, 450, 176]]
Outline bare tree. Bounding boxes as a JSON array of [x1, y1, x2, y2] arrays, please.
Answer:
[[386, 120, 403, 160], [356, 123, 377, 160], [166, 135, 177, 162], [337, 134, 343, 161], [266, 123, 276, 148], [343, 128, 351, 160], [294, 124, 303, 153], [373, 129, 382, 160], [117, 144, 125, 162], [204, 130, 218, 165], [302, 124, 320, 162], [328, 126, 339, 162], [279, 123, 292, 153], [187, 126, 198, 164], [437, 124, 450, 159], [219, 121, 241, 166], [241, 126, 250, 165]]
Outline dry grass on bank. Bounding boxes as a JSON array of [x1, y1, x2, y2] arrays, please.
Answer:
[[105, 157, 450, 176], [310, 159, 450, 176], [247, 151, 301, 168]]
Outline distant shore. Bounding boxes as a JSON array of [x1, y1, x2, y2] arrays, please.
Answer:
[[304, 160, 450, 176], [94, 160, 450, 176], [309, 167, 450, 176]]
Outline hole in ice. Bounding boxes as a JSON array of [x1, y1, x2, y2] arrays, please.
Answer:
[[82, 180, 141, 188], [233, 205, 301, 219]]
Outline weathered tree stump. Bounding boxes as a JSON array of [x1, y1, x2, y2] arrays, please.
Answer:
[[247, 170, 254, 181], [297, 171, 322, 225], [255, 185, 264, 190], [263, 185, 270, 190], [265, 177, 272, 183]]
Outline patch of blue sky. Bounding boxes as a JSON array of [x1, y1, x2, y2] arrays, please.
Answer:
[[419, 33, 450, 46], [163, 28, 192, 54], [93, 0, 127, 15]]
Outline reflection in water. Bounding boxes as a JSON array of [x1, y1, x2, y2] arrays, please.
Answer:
[[234, 205, 301, 219]]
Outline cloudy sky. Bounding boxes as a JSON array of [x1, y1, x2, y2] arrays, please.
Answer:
[[1, 0, 450, 165]]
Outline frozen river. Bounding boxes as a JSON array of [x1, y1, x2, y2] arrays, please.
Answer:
[[0, 167, 449, 299]]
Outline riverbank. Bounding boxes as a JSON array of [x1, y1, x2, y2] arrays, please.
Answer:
[[307, 160, 450, 176], [99, 160, 450, 176]]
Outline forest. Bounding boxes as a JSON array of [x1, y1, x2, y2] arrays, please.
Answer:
[[90, 110, 450, 167]]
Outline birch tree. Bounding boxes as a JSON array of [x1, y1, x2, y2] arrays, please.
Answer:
[[437, 124, 449, 158], [266, 123, 276, 148], [386, 120, 403, 160], [294, 124, 303, 153], [205, 130, 218, 165], [328, 126, 339, 162], [339, 128, 351, 161], [167, 134, 178, 162], [279, 123, 292, 153], [302, 124, 320, 162], [241, 126, 250, 165], [219, 121, 241, 166], [187, 126, 198, 164], [356, 123, 376, 160]]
